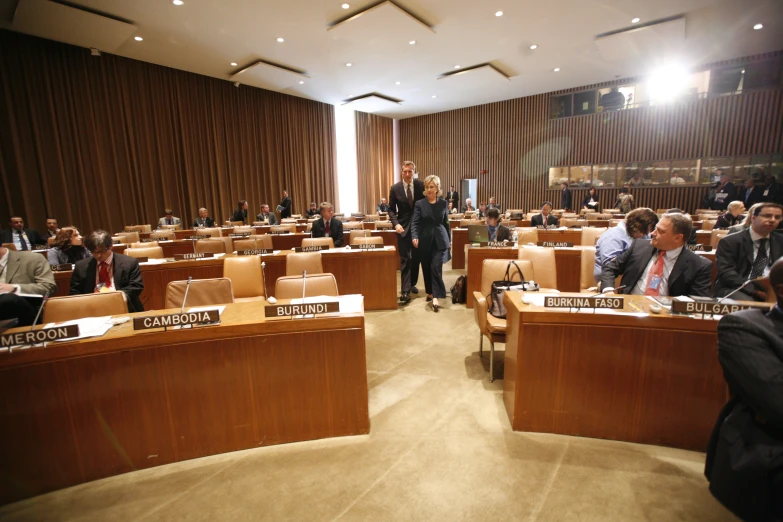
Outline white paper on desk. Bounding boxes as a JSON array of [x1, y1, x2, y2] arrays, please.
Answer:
[[187, 305, 226, 314], [140, 258, 169, 265], [46, 316, 113, 341], [579, 308, 649, 318], [158, 240, 174, 243], [213, 253, 226, 258], [521, 292, 561, 307], [288, 294, 364, 313]]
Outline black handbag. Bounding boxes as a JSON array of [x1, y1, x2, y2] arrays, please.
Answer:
[[487, 261, 526, 319]]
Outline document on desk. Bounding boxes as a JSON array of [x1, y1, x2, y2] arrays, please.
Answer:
[[578, 308, 649, 318], [46, 316, 113, 341], [140, 258, 169, 265], [289, 294, 364, 314]]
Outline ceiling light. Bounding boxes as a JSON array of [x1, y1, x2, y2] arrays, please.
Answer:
[[553, 67, 560, 72], [753, 23, 763, 30], [432, 95, 437, 98], [454, 65, 461, 69], [409, 40, 416, 45], [299, 81, 304, 84], [173, 0, 183, 5], [529, 44, 537, 50], [647, 63, 689, 103], [230, 62, 237, 66], [631, 17, 640, 23], [341, 3, 350, 8], [277, 37, 284, 42], [742, 69, 746, 74], [495, 11, 503, 17], [395, 81, 401, 85], [346, 63, 352, 67], [134, 36, 143, 41]]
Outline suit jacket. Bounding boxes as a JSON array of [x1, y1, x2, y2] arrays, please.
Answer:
[[710, 182, 737, 211], [0, 228, 46, 247], [494, 224, 511, 242], [411, 198, 450, 253], [561, 188, 572, 210], [446, 191, 459, 207], [714, 212, 741, 229], [461, 205, 475, 213], [744, 185, 766, 208], [70, 253, 144, 313], [279, 197, 292, 219], [231, 209, 248, 224], [310, 217, 344, 247], [376, 203, 389, 213], [3, 250, 56, 296], [713, 229, 783, 297], [705, 308, 783, 521], [47, 246, 90, 265], [255, 213, 277, 225], [388, 179, 425, 237], [601, 239, 712, 297], [158, 217, 181, 227], [192, 216, 215, 228], [530, 214, 559, 227]]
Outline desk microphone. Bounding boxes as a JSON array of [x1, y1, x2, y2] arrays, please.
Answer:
[[717, 277, 766, 302], [261, 262, 276, 304], [302, 270, 307, 301], [181, 276, 193, 313], [29, 293, 50, 332]]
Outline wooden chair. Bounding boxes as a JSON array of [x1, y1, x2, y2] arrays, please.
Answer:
[[198, 227, 222, 237], [271, 224, 296, 234], [701, 220, 717, 231], [164, 278, 234, 309], [353, 236, 383, 245], [233, 235, 274, 251], [275, 274, 339, 299], [711, 229, 729, 248], [375, 221, 393, 230], [581, 227, 607, 246], [302, 237, 334, 248], [125, 246, 164, 259], [223, 256, 265, 302], [43, 292, 128, 323], [342, 222, 364, 231], [117, 232, 140, 243], [161, 224, 181, 231], [580, 247, 598, 292], [518, 246, 558, 289], [150, 230, 175, 241], [516, 228, 539, 245], [286, 252, 324, 276], [349, 229, 373, 245], [195, 239, 227, 254], [130, 241, 158, 248]]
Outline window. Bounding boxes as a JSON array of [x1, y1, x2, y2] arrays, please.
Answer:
[[734, 155, 770, 181], [670, 159, 699, 184], [598, 86, 635, 111], [573, 91, 597, 116], [570, 166, 592, 187], [618, 163, 645, 186], [550, 95, 572, 118], [593, 164, 617, 187], [770, 155, 783, 182], [644, 161, 671, 186], [548, 167, 569, 188], [700, 157, 733, 185]]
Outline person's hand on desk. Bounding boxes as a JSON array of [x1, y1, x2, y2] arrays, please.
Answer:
[[0, 283, 18, 294], [601, 288, 616, 295], [395, 224, 404, 234]]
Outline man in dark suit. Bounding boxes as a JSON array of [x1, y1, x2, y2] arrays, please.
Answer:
[[389, 160, 425, 303], [310, 202, 343, 247], [560, 182, 573, 211], [705, 257, 783, 521], [446, 186, 459, 210], [486, 197, 500, 212], [476, 203, 486, 219], [713, 202, 783, 301], [1, 217, 46, 250], [256, 204, 278, 225], [278, 190, 292, 219], [744, 178, 767, 209], [485, 209, 511, 242], [193, 208, 215, 228], [0, 244, 57, 325], [376, 198, 389, 214], [601, 212, 712, 297], [709, 171, 737, 211], [70, 230, 144, 313], [530, 202, 560, 227], [461, 198, 475, 213], [44, 217, 59, 239]]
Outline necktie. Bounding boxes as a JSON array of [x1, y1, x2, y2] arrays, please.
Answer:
[[167, 218, 172, 225], [325, 219, 330, 236], [749, 238, 769, 279], [18, 232, 28, 251], [644, 251, 666, 296], [406, 184, 412, 207], [99, 262, 112, 288]]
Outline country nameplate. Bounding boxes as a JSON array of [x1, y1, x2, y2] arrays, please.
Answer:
[[229, 233, 252, 238], [32, 245, 48, 251], [1, 324, 80, 348], [264, 301, 340, 317], [537, 241, 575, 248], [685, 244, 713, 252], [238, 249, 273, 255], [544, 296, 624, 309], [50, 263, 74, 271], [479, 242, 515, 248], [185, 235, 211, 240], [294, 245, 329, 252], [347, 244, 382, 250], [671, 300, 768, 315], [140, 237, 158, 243], [174, 253, 214, 261], [270, 230, 289, 235], [134, 309, 220, 330]]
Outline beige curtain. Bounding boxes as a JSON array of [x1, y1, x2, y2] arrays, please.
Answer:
[[355, 111, 394, 214]]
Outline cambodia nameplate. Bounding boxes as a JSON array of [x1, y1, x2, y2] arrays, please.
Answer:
[[134, 309, 220, 330]]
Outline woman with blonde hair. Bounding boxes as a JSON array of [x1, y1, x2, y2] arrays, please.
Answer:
[[715, 201, 745, 229], [411, 175, 451, 312]]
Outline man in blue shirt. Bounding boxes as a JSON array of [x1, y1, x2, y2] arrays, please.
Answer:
[[593, 208, 658, 282]]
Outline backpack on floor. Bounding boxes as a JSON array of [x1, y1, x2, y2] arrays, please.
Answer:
[[451, 275, 467, 304]]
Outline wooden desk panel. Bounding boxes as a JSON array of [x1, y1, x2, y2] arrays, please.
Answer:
[[371, 230, 399, 248], [503, 293, 727, 451], [271, 233, 309, 250], [452, 229, 584, 270], [0, 301, 368, 505]]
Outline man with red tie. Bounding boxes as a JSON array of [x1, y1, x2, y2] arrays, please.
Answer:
[[310, 202, 343, 247], [388, 160, 425, 304], [70, 230, 144, 312], [600, 213, 712, 297]]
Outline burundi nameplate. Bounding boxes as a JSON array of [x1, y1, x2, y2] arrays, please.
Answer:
[[544, 296, 624, 309], [133, 309, 220, 330], [671, 300, 768, 315], [238, 249, 273, 255], [174, 253, 214, 261], [294, 245, 329, 252], [479, 241, 515, 248], [348, 244, 382, 250], [537, 241, 574, 248], [50, 263, 74, 272], [685, 244, 713, 252], [229, 233, 251, 238], [185, 235, 211, 240], [1, 324, 80, 348], [265, 302, 340, 317]]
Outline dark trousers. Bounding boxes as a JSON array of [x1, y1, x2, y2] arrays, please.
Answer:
[[397, 233, 420, 293], [421, 248, 448, 298], [0, 293, 38, 327]]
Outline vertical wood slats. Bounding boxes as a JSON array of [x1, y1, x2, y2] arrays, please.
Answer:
[[355, 111, 394, 213]]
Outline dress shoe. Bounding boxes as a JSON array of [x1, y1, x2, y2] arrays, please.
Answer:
[[410, 286, 419, 294], [399, 292, 411, 304], [426, 295, 433, 302], [432, 298, 440, 312]]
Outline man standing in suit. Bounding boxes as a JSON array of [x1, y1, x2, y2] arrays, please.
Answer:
[[705, 257, 783, 521], [709, 171, 737, 211], [278, 190, 292, 219], [1, 217, 46, 250], [193, 208, 215, 228], [310, 202, 344, 247], [530, 202, 560, 227], [389, 160, 425, 303], [158, 209, 181, 228], [446, 186, 459, 211], [70, 230, 144, 313], [601, 213, 712, 297], [256, 204, 278, 225], [44, 217, 60, 239], [560, 182, 573, 211], [0, 244, 56, 325], [713, 202, 783, 301]]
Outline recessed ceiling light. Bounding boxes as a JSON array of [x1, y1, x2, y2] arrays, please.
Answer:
[[529, 44, 538, 50], [432, 95, 437, 98], [409, 40, 416, 45], [134, 36, 143, 41], [277, 37, 284, 43], [753, 23, 763, 30], [172, 0, 183, 5], [495, 11, 503, 17], [454, 65, 461, 69], [742, 69, 746, 74], [299, 81, 304, 84], [346, 63, 352, 67], [553, 67, 560, 72], [395, 81, 401, 85], [631, 17, 640, 23], [230, 62, 237, 66], [341, 3, 350, 8]]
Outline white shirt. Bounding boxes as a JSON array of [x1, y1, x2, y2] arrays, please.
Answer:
[[0, 249, 20, 293], [12, 230, 31, 251], [749, 228, 772, 277], [631, 246, 684, 296]]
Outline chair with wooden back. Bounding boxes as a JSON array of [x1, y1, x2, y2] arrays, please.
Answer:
[[302, 237, 334, 248], [198, 227, 222, 237], [711, 229, 730, 248], [580, 247, 598, 292], [516, 228, 539, 245], [353, 236, 383, 245], [130, 241, 158, 249], [223, 256, 265, 302], [125, 246, 164, 259], [195, 239, 227, 254], [164, 278, 234, 309], [286, 252, 324, 276], [349, 229, 372, 245], [150, 230, 175, 241], [118, 231, 140, 243], [581, 227, 607, 246], [233, 235, 273, 251], [271, 224, 296, 234], [275, 274, 339, 299], [701, 220, 717, 231], [43, 292, 128, 323], [375, 221, 393, 230], [517, 246, 557, 290]]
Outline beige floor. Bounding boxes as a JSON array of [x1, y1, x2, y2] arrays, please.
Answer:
[[0, 262, 737, 521]]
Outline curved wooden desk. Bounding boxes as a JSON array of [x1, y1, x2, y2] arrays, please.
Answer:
[[0, 300, 369, 505]]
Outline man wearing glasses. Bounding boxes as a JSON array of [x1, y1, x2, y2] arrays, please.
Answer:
[[70, 230, 144, 312]]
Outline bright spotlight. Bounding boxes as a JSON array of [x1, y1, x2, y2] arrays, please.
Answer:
[[647, 63, 689, 104]]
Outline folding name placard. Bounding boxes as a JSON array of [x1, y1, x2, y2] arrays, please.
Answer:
[[265, 302, 340, 317], [294, 245, 329, 252], [347, 244, 382, 250], [685, 244, 712, 252], [1, 324, 80, 348], [479, 242, 516, 248], [133, 309, 220, 330], [544, 296, 624, 309], [229, 233, 251, 238], [185, 235, 210, 240], [671, 300, 768, 315], [174, 253, 214, 261], [537, 242, 574, 247], [237, 249, 273, 255], [50, 263, 74, 271]]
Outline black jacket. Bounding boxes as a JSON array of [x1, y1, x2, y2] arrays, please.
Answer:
[[714, 212, 742, 229], [713, 229, 783, 298], [493, 224, 511, 242], [388, 179, 425, 237], [446, 190, 459, 208], [710, 181, 737, 211], [600, 239, 712, 297], [411, 198, 450, 253], [561, 188, 572, 210], [311, 217, 344, 247], [279, 196, 292, 219], [70, 253, 144, 313], [192, 216, 215, 228], [530, 214, 560, 227], [231, 209, 248, 224], [0, 228, 46, 247]]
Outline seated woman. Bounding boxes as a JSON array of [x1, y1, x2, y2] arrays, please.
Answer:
[[715, 201, 746, 229], [582, 187, 601, 213], [47, 226, 91, 265]]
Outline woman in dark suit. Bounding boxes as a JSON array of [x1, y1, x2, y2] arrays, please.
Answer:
[[714, 200, 745, 229], [411, 175, 451, 312], [582, 187, 601, 213]]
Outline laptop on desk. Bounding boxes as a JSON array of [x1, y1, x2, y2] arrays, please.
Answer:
[[467, 224, 489, 243]]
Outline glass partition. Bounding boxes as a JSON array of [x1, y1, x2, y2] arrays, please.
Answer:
[[700, 157, 733, 185], [570, 166, 592, 187], [618, 163, 645, 186], [593, 164, 617, 187], [645, 161, 671, 186], [548, 167, 569, 188], [670, 159, 699, 184], [770, 155, 783, 182], [734, 155, 770, 180]]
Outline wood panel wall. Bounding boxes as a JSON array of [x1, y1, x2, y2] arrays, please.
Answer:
[[355, 111, 394, 213], [400, 53, 783, 213]]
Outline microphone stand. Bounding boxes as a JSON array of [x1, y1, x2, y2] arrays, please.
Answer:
[[717, 277, 764, 302], [181, 276, 193, 314]]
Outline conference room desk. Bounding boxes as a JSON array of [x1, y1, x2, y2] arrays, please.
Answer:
[[53, 248, 398, 311], [696, 230, 711, 246], [464, 246, 717, 308], [371, 230, 399, 248], [452, 228, 583, 270], [502, 292, 730, 451], [0, 299, 369, 505]]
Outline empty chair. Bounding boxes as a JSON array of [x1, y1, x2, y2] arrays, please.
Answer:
[[580, 247, 598, 292], [271, 225, 296, 234], [581, 227, 607, 246], [376, 221, 393, 230], [234, 235, 274, 251], [275, 273, 339, 299], [711, 229, 729, 248], [352, 236, 383, 245], [349, 229, 373, 245], [281, 218, 297, 224], [161, 224, 181, 231], [198, 227, 222, 237], [518, 246, 557, 289], [130, 241, 158, 248], [195, 238, 227, 254], [286, 252, 324, 276], [150, 230, 175, 241], [124, 225, 151, 233], [125, 246, 164, 259], [118, 231, 140, 243], [562, 219, 584, 228], [223, 256, 265, 302], [164, 278, 234, 309], [342, 222, 364, 231], [459, 219, 474, 227], [516, 228, 539, 244], [701, 220, 717, 231], [226, 221, 244, 227], [232, 226, 254, 235], [302, 237, 334, 248], [44, 292, 128, 323], [472, 259, 534, 382]]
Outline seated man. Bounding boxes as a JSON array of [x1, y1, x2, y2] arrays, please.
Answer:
[[593, 208, 659, 282], [306, 202, 320, 218], [713, 202, 783, 301], [1, 216, 46, 250], [667, 208, 698, 244], [462, 198, 475, 213], [193, 207, 215, 228], [485, 209, 510, 242], [476, 203, 487, 219], [705, 257, 783, 521], [530, 202, 560, 227], [44, 217, 60, 239], [158, 209, 181, 228], [256, 204, 278, 225], [70, 230, 144, 313], [376, 198, 389, 214], [601, 212, 712, 297], [486, 197, 500, 212], [0, 244, 57, 326], [310, 202, 343, 247]]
